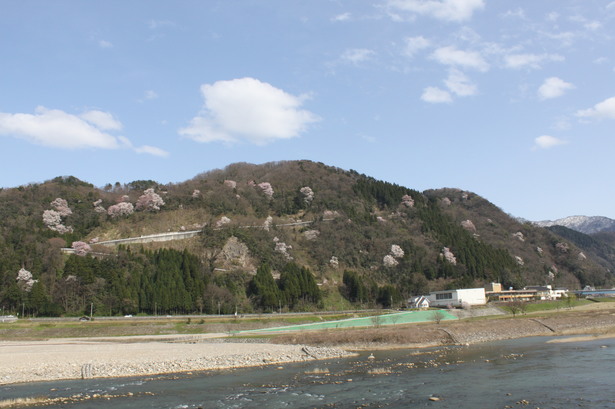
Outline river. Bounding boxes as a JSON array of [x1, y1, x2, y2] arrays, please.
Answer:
[[2, 335, 614, 408]]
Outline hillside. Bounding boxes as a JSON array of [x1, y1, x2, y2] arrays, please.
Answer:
[[0, 160, 613, 317]]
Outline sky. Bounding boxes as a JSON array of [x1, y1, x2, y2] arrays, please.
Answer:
[[1, 0, 615, 221]]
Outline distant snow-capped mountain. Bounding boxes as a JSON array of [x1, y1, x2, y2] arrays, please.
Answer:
[[534, 216, 615, 234]]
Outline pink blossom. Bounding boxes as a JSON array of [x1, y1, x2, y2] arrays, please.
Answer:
[[224, 180, 237, 189], [390, 244, 404, 259], [329, 256, 339, 268], [383, 254, 399, 267], [263, 216, 273, 231], [136, 188, 165, 211], [300, 186, 314, 204], [71, 241, 92, 257], [303, 230, 320, 241], [216, 216, 231, 227], [461, 220, 476, 232], [50, 198, 72, 217], [441, 197, 451, 206], [192, 189, 201, 198], [258, 182, 274, 198], [107, 202, 134, 218], [440, 247, 457, 265], [401, 194, 414, 208], [16, 268, 37, 292]]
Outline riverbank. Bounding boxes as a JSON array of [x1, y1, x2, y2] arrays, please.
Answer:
[[0, 337, 352, 385], [2, 305, 615, 386]]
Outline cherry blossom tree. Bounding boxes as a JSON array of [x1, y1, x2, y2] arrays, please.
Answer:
[[273, 237, 292, 260], [556, 242, 569, 253], [390, 244, 404, 259], [192, 189, 201, 198], [512, 232, 525, 242], [536, 246, 544, 255], [51, 198, 72, 216], [71, 241, 92, 257], [303, 230, 320, 241], [440, 247, 457, 265], [136, 188, 165, 211], [263, 216, 273, 231], [300, 186, 314, 204], [224, 180, 237, 189], [515, 256, 524, 266], [216, 216, 231, 227], [401, 194, 414, 207], [107, 202, 134, 218], [258, 182, 274, 198], [93, 199, 106, 213], [441, 197, 451, 206], [461, 220, 476, 232], [383, 254, 399, 267], [329, 256, 339, 269], [16, 268, 37, 292]]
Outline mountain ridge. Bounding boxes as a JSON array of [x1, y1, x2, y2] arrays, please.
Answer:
[[534, 215, 615, 235]]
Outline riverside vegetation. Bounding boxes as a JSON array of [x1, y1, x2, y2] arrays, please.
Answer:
[[1, 160, 613, 318]]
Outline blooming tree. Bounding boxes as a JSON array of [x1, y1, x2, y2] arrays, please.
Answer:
[[329, 256, 339, 269], [192, 189, 201, 198], [440, 247, 457, 265], [107, 202, 134, 218], [216, 216, 231, 227], [136, 188, 165, 211], [536, 246, 544, 255], [303, 230, 320, 241], [578, 252, 587, 260], [512, 232, 525, 242], [383, 254, 399, 267], [16, 268, 37, 292], [258, 182, 274, 199], [93, 199, 106, 213], [300, 186, 314, 205], [555, 242, 569, 253], [273, 237, 292, 260], [263, 216, 273, 231], [51, 198, 72, 216], [461, 220, 476, 232], [71, 241, 92, 257], [224, 180, 237, 189], [390, 244, 404, 259], [441, 197, 451, 206], [401, 194, 414, 208], [515, 256, 524, 266], [42, 198, 73, 233]]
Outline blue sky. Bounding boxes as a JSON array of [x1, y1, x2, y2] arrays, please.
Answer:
[[1, 0, 614, 221]]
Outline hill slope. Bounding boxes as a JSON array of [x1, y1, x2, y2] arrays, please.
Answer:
[[0, 161, 612, 316]]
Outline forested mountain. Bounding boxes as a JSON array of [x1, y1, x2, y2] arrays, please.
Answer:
[[535, 215, 615, 234], [1, 161, 613, 317]]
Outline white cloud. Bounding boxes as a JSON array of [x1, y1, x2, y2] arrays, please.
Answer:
[[0, 106, 167, 157], [134, 145, 169, 157], [608, 1, 615, 9], [179, 77, 319, 145], [533, 135, 567, 150], [144, 90, 159, 100], [421, 87, 452, 103], [538, 77, 575, 100], [430, 46, 489, 71], [98, 40, 113, 48], [576, 97, 615, 120], [80, 110, 123, 131], [444, 68, 477, 96], [332, 12, 351, 22], [403, 36, 431, 57], [387, 0, 485, 22], [341, 48, 376, 64], [0, 107, 121, 149], [546, 12, 559, 22], [504, 53, 564, 69]]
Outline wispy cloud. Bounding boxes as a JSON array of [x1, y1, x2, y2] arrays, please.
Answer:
[[386, 0, 485, 22], [533, 135, 567, 150], [538, 77, 575, 100], [402, 36, 431, 58], [444, 68, 477, 96], [179, 77, 319, 145], [504, 53, 564, 70], [431, 46, 489, 72], [331, 12, 351, 22], [98, 40, 113, 48], [421, 87, 452, 103], [341, 48, 376, 64]]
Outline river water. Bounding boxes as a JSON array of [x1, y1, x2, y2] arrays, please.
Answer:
[[2, 336, 614, 408]]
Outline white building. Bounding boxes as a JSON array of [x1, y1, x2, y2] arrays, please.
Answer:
[[426, 288, 486, 308]]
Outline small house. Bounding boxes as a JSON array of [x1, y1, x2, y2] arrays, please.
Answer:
[[408, 296, 430, 309]]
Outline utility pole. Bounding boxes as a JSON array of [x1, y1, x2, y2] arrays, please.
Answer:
[[90, 303, 93, 320]]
